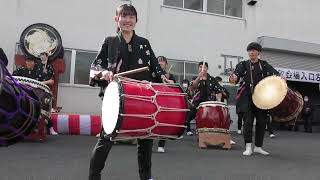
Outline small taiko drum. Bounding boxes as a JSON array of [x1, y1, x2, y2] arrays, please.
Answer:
[[196, 101, 231, 134], [252, 75, 304, 122], [101, 77, 189, 141]]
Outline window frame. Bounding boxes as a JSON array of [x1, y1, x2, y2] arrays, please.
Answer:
[[167, 58, 199, 81], [59, 48, 99, 88], [162, 0, 245, 20]]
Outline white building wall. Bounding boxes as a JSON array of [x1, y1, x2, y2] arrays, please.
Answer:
[[146, 1, 247, 75], [1, 0, 319, 115], [246, 0, 320, 44]]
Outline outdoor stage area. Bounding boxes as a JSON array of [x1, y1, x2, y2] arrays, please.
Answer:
[[1, 131, 319, 180]]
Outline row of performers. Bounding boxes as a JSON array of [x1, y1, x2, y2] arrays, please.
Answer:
[[87, 4, 280, 180]]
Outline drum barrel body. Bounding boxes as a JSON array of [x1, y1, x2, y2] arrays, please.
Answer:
[[0, 68, 41, 146], [270, 89, 304, 122], [104, 78, 188, 140], [252, 75, 304, 123], [196, 102, 230, 130]]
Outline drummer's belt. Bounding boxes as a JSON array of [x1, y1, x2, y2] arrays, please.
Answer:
[[196, 128, 230, 134]]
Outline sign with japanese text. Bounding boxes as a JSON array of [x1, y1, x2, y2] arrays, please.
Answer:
[[275, 67, 320, 83]]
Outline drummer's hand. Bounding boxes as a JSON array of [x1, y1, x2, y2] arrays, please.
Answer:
[[229, 73, 238, 84], [281, 76, 287, 81], [161, 75, 174, 84], [93, 72, 102, 80], [198, 71, 206, 80], [101, 71, 114, 81]]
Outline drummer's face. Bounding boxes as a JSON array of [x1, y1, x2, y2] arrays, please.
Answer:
[[40, 54, 48, 62], [199, 64, 208, 73], [158, 59, 167, 70], [248, 50, 259, 60], [25, 60, 35, 69], [116, 14, 137, 33]]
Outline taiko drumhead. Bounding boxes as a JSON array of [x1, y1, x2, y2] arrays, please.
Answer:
[[252, 76, 287, 110]]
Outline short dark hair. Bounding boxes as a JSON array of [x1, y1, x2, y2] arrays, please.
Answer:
[[25, 56, 36, 61], [247, 42, 262, 52], [181, 79, 190, 85], [215, 76, 222, 82], [157, 56, 168, 64], [198, 61, 208, 68], [40, 52, 49, 57], [116, 4, 138, 21]]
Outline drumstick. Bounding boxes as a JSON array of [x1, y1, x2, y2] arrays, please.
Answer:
[[167, 64, 173, 74], [230, 61, 233, 75], [202, 56, 206, 72], [114, 66, 149, 78]]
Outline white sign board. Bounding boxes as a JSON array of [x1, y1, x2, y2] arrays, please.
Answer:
[[275, 67, 320, 84]]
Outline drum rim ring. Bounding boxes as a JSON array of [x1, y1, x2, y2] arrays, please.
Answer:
[[197, 101, 228, 109], [104, 79, 125, 139], [12, 76, 52, 95]]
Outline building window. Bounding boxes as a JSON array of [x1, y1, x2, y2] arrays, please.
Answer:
[[207, 0, 224, 15], [59, 49, 97, 86], [167, 60, 184, 83], [220, 54, 243, 76], [167, 59, 199, 84], [164, 0, 203, 11], [184, 0, 203, 11], [59, 49, 72, 83], [74, 51, 96, 85], [185, 62, 199, 81], [163, 0, 183, 8], [226, 0, 242, 17], [164, 0, 243, 18]]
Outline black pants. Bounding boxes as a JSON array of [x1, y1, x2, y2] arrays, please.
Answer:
[[303, 114, 312, 132], [243, 103, 268, 147], [237, 112, 244, 130], [46, 118, 53, 129], [186, 106, 197, 132], [266, 115, 274, 134], [89, 132, 153, 180], [158, 140, 165, 147]]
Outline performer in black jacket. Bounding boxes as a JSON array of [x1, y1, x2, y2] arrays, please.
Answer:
[[88, 4, 170, 180], [229, 42, 279, 156], [156, 56, 175, 153], [187, 62, 223, 136]]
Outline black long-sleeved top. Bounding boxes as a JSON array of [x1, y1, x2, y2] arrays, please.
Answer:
[[13, 63, 54, 82], [234, 59, 279, 96], [89, 31, 166, 95], [190, 73, 223, 106], [234, 59, 279, 111]]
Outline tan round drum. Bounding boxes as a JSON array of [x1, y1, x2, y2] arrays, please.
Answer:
[[252, 76, 304, 122]]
